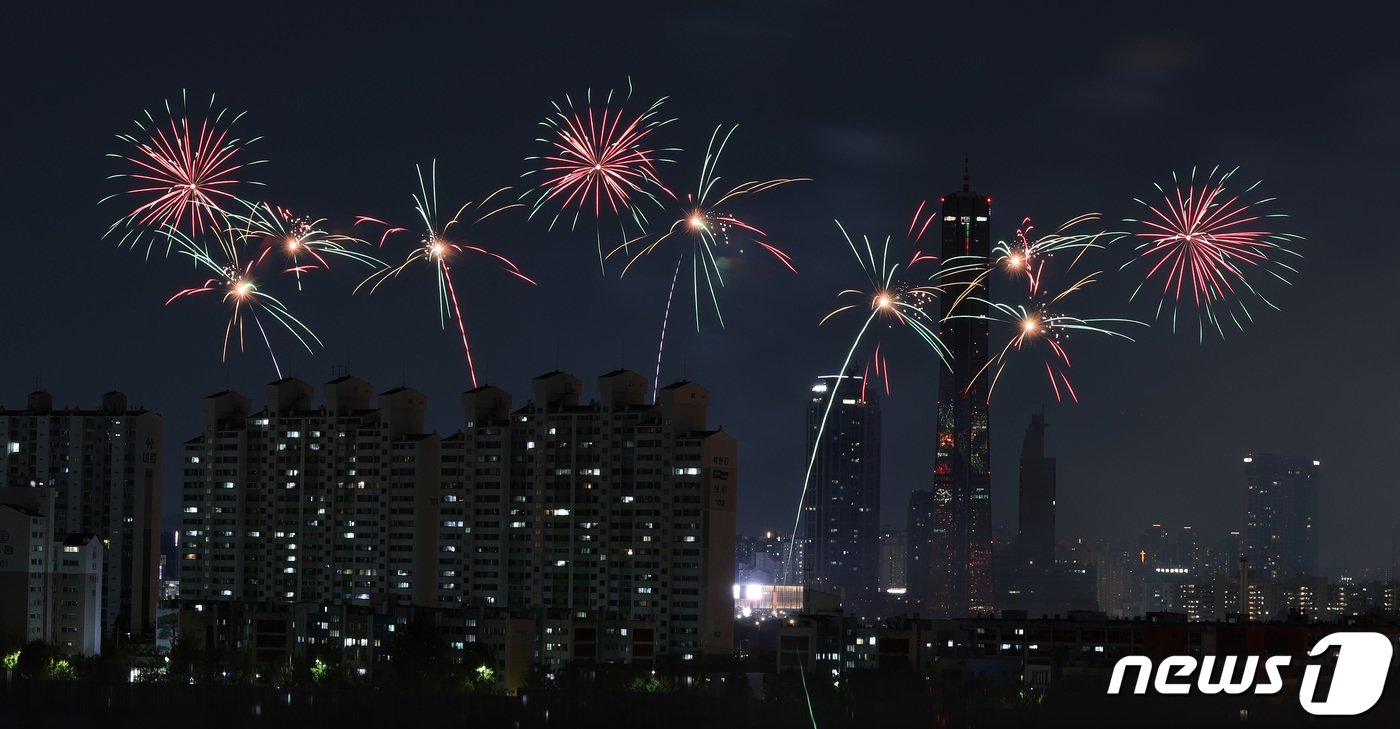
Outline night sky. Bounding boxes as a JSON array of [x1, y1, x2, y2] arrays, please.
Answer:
[[6, 4, 1398, 573]]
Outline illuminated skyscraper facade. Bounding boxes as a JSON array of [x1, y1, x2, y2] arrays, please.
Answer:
[[804, 374, 881, 607], [929, 171, 994, 617], [1243, 454, 1320, 581]]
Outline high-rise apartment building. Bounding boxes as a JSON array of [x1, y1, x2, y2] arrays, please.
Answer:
[[0, 391, 162, 639], [180, 370, 736, 667], [445, 371, 736, 663], [0, 486, 104, 655], [1243, 454, 1320, 581], [930, 170, 994, 616], [180, 377, 440, 609], [803, 374, 880, 607]]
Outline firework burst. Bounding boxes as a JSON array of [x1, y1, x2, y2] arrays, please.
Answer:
[[103, 91, 265, 256], [993, 214, 1123, 296], [615, 124, 805, 329], [231, 201, 384, 289], [954, 271, 1141, 403], [523, 81, 676, 268], [357, 161, 535, 388], [783, 223, 950, 582], [164, 220, 320, 379], [1124, 165, 1302, 340]]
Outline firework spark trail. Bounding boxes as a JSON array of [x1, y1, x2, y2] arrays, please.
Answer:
[[781, 310, 879, 584], [356, 161, 536, 388], [103, 90, 266, 257], [163, 220, 322, 377], [231, 201, 384, 290], [952, 270, 1142, 403], [523, 80, 677, 270], [782, 223, 950, 583], [615, 124, 805, 329], [1123, 165, 1302, 340], [652, 255, 684, 401], [250, 311, 283, 380]]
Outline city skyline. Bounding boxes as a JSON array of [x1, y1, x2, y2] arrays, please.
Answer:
[[4, 3, 1398, 577]]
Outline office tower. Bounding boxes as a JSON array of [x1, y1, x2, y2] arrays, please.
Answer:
[[877, 528, 908, 592], [930, 168, 994, 616], [180, 370, 736, 667], [1392, 525, 1400, 584], [1243, 454, 1320, 581], [0, 390, 163, 639], [905, 490, 934, 599], [1017, 414, 1056, 566], [803, 374, 881, 607]]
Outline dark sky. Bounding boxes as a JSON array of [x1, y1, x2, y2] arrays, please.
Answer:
[[6, 3, 1398, 573]]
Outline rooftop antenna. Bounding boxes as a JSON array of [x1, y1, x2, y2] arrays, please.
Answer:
[[963, 155, 971, 192]]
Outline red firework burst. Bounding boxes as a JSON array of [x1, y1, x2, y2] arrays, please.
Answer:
[[104, 91, 264, 254], [1125, 166, 1301, 338], [525, 84, 675, 241]]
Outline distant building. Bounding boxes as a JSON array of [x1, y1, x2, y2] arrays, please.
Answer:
[[0, 391, 162, 639], [1243, 454, 1320, 581], [878, 528, 907, 592], [803, 374, 880, 608], [737, 530, 798, 585], [905, 489, 939, 600], [930, 169, 995, 617], [1016, 414, 1055, 567]]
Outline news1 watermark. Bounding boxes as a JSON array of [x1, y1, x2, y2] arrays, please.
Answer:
[[1107, 632, 1393, 716]]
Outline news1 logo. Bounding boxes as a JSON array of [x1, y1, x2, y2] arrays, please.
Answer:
[[1107, 632, 1393, 716]]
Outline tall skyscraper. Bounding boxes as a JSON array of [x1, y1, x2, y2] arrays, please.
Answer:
[[1, 390, 163, 639], [1017, 414, 1056, 566], [929, 169, 994, 616], [803, 374, 880, 607], [1243, 454, 1320, 581], [906, 489, 935, 599]]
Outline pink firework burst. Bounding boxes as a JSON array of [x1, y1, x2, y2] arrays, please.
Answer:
[[104, 91, 264, 256], [1125, 166, 1301, 339], [524, 82, 676, 267]]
